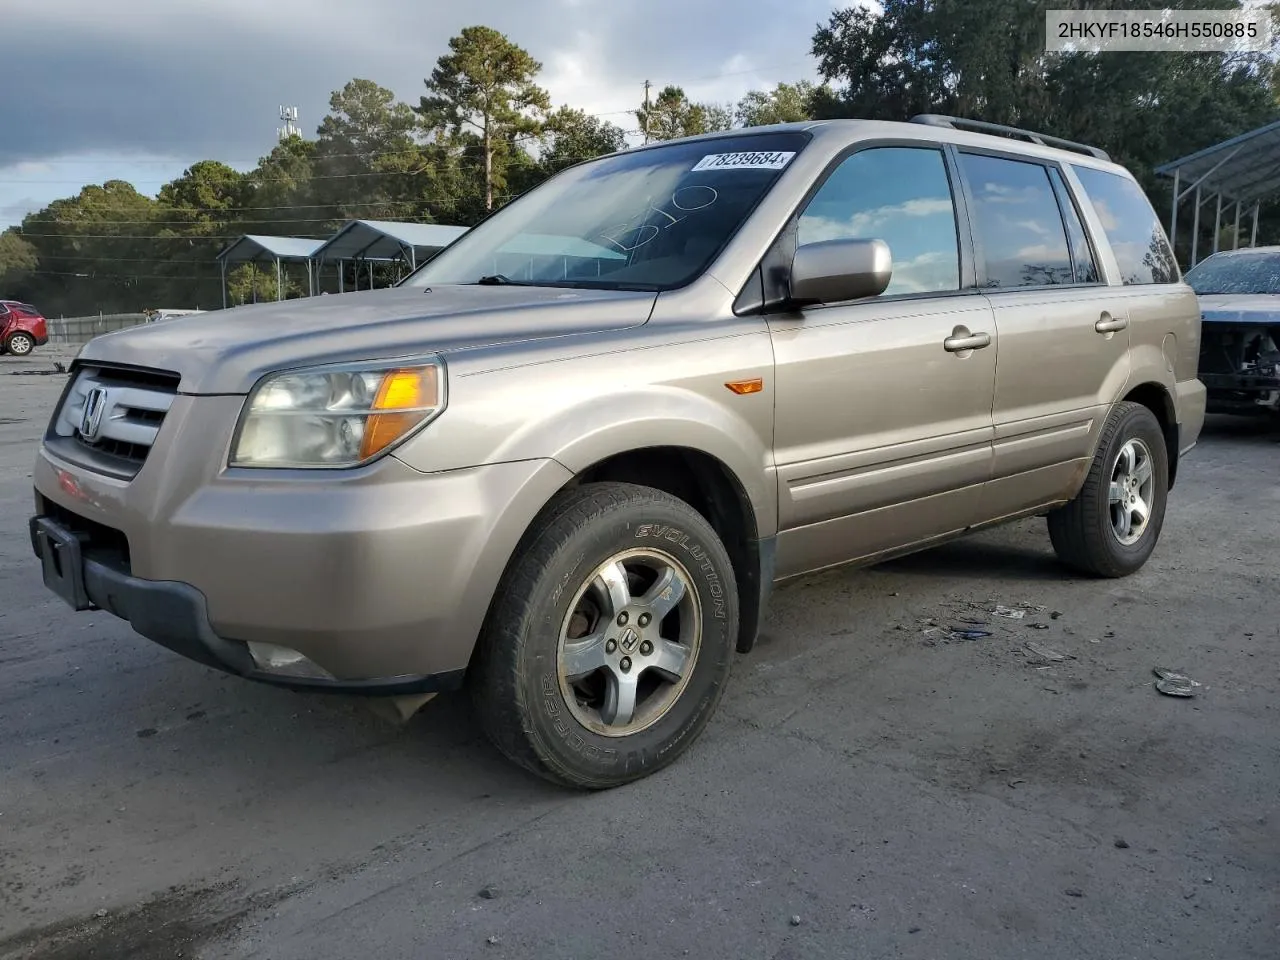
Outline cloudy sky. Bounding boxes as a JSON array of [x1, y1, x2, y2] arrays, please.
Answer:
[[0, 0, 848, 229]]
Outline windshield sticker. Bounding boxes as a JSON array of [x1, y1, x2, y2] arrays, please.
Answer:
[[691, 151, 796, 172]]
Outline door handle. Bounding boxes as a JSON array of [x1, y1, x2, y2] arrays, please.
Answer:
[[1095, 313, 1129, 334], [943, 330, 992, 353]]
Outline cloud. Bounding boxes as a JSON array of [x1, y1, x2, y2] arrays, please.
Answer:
[[0, 0, 829, 168], [800, 197, 954, 243]]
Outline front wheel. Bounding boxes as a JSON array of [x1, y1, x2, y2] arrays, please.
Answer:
[[469, 481, 739, 789], [5, 333, 34, 356], [1047, 401, 1169, 577]]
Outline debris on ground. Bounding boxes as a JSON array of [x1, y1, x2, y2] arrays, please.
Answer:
[[478, 887, 499, 900], [993, 605, 1026, 620], [1025, 641, 1072, 663], [789, 915, 802, 927], [1153, 668, 1201, 697], [1064, 887, 1085, 898], [1008, 778, 1026, 788], [1050, 611, 1063, 620], [486, 935, 501, 945], [1028, 623, 1050, 630], [949, 628, 992, 641], [1114, 838, 1130, 849]]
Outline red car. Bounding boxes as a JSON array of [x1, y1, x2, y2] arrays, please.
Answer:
[[0, 300, 49, 357]]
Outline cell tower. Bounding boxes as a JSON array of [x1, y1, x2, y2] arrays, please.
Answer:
[[277, 105, 301, 141]]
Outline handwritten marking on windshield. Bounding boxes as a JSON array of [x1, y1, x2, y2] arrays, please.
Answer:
[[596, 185, 721, 254]]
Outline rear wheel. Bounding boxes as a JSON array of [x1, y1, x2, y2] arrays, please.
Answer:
[[1047, 401, 1169, 577], [469, 481, 738, 789], [5, 333, 34, 356]]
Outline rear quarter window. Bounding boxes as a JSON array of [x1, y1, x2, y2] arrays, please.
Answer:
[[1071, 166, 1179, 285]]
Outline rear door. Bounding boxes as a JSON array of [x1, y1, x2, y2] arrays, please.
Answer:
[[951, 149, 1132, 516], [769, 141, 998, 578]]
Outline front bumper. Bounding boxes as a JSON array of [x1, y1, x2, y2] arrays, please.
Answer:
[[32, 429, 575, 689], [1202, 371, 1280, 414], [30, 514, 462, 694], [1199, 322, 1280, 415]]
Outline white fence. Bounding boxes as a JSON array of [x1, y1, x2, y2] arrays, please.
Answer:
[[46, 314, 149, 345]]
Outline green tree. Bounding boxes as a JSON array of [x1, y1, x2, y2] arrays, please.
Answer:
[[243, 135, 318, 232], [0, 231, 38, 287], [417, 25, 551, 211], [636, 85, 730, 141], [736, 80, 821, 127], [157, 161, 246, 235], [225, 263, 304, 305], [701, 102, 736, 133], [537, 106, 629, 176], [15, 180, 164, 316], [315, 79, 421, 221]]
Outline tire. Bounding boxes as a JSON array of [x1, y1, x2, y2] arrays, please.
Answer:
[[5, 333, 33, 356], [1047, 401, 1169, 578], [469, 481, 739, 789]]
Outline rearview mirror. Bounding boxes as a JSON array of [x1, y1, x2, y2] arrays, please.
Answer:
[[788, 238, 892, 306]]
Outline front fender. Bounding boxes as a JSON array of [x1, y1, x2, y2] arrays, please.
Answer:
[[522, 386, 779, 538], [393, 329, 779, 536]]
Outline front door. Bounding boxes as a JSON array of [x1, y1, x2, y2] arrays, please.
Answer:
[[769, 143, 998, 579]]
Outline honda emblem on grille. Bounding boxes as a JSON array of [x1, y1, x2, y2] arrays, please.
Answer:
[[79, 387, 108, 442]]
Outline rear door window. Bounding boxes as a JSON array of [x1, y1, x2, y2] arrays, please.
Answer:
[[1048, 168, 1100, 284], [1072, 166, 1179, 284], [957, 152, 1074, 289]]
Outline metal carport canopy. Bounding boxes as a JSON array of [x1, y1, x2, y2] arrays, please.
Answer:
[[1156, 118, 1280, 266], [214, 235, 325, 307], [314, 220, 469, 267]]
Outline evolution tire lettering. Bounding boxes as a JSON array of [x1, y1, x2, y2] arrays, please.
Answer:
[[634, 524, 727, 620]]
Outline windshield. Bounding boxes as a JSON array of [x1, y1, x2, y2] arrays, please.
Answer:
[[401, 131, 812, 292], [1184, 251, 1280, 296]]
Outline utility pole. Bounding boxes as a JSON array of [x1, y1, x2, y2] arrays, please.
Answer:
[[642, 80, 651, 144], [277, 105, 300, 142]]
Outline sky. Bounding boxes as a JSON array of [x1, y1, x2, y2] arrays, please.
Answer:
[[0, 0, 847, 229]]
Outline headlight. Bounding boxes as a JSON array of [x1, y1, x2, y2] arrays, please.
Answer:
[[230, 357, 446, 468]]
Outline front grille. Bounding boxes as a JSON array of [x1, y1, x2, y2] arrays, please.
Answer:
[[47, 363, 181, 480]]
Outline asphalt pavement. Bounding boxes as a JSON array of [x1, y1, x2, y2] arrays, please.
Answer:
[[1, 349, 1276, 959]]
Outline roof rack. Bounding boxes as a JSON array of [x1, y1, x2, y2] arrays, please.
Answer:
[[909, 114, 1111, 162]]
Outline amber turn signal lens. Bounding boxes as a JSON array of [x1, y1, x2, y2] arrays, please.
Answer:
[[374, 366, 438, 410], [724, 378, 763, 395], [360, 367, 441, 459]]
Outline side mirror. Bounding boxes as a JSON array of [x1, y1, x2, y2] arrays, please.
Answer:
[[788, 237, 892, 306]]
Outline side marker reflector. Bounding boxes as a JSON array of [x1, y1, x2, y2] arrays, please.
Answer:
[[725, 378, 764, 395]]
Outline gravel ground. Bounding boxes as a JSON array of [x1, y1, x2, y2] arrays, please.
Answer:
[[0, 352, 1276, 960]]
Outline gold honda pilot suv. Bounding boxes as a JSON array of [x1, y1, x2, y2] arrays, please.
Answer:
[[30, 116, 1206, 788]]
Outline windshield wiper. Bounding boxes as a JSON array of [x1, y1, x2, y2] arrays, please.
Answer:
[[475, 274, 523, 285]]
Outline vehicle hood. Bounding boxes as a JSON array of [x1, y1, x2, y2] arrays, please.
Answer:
[[1196, 293, 1280, 324], [76, 284, 657, 394]]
